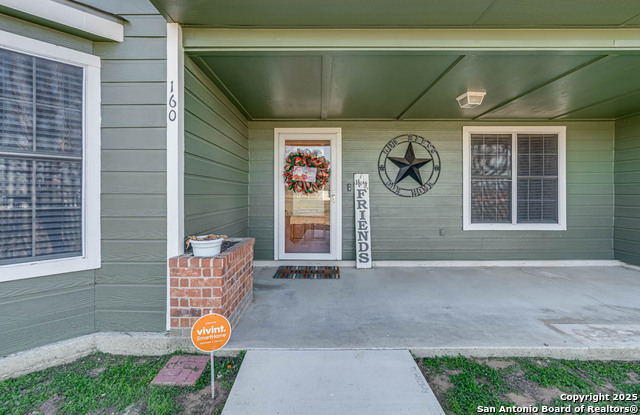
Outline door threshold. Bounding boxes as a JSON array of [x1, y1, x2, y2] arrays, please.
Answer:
[[256, 260, 355, 267]]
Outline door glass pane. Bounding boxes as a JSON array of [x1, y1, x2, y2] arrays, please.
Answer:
[[284, 139, 331, 254]]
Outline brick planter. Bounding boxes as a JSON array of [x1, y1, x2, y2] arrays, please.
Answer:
[[168, 237, 255, 337]]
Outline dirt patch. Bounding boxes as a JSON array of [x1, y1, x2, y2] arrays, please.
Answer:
[[478, 358, 516, 370], [36, 394, 61, 415], [176, 380, 233, 415], [503, 371, 563, 406], [89, 367, 106, 378]]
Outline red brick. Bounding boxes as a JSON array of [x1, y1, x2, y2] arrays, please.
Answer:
[[204, 277, 222, 287], [179, 257, 189, 267], [170, 288, 184, 297], [185, 268, 202, 277], [202, 268, 212, 277], [213, 287, 223, 297], [168, 258, 178, 267], [200, 258, 212, 267], [213, 258, 224, 268], [171, 318, 180, 327], [180, 318, 190, 327], [190, 257, 201, 267], [180, 298, 188, 307], [198, 297, 222, 307], [170, 298, 178, 307], [202, 288, 212, 297], [170, 277, 179, 287], [184, 288, 201, 297], [190, 278, 205, 287], [180, 278, 189, 287], [170, 268, 180, 277]]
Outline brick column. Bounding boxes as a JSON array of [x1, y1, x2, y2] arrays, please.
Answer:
[[168, 237, 254, 337]]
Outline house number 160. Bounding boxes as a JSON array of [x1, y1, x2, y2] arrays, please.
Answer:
[[168, 80, 177, 121]]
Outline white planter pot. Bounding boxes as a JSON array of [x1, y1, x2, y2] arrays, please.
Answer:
[[190, 236, 224, 257]]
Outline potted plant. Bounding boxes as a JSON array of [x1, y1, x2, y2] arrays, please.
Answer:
[[186, 234, 227, 257]]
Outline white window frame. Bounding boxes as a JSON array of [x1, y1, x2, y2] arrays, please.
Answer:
[[462, 126, 566, 231], [0, 30, 101, 282]]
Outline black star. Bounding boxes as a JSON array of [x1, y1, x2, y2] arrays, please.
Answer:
[[388, 142, 432, 186]]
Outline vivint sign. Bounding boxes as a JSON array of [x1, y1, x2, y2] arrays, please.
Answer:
[[191, 314, 231, 352]]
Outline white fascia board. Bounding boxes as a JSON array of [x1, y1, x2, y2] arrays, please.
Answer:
[[0, 0, 124, 42]]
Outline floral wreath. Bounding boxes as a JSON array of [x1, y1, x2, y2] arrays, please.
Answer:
[[283, 149, 331, 194]]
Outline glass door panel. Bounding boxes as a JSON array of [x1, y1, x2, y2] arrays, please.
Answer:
[[283, 140, 331, 254]]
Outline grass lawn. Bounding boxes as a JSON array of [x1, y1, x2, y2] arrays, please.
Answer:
[[418, 356, 640, 415], [0, 351, 245, 415]]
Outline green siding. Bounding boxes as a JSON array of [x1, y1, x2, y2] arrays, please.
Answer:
[[249, 121, 614, 261], [614, 114, 640, 266], [184, 57, 249, 238], [0, 14, 96, 357], [0, 1, 169, 356], [94, 4, 167, 332]]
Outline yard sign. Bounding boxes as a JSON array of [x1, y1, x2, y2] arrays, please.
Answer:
[[354, 174, 372, 269], [191, 314, 231, 399]]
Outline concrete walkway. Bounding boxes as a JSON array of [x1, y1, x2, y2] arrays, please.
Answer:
[[225, 266, 640, 358], [221, 350, 445, 415]]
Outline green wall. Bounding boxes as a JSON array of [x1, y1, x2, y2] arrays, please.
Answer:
[[91, 1, 168, 332], [614, 114, 640, 266], [184, 57, 249, 238], [249, 121, 615, 261], [0, 0, 168, 357], [0, 14, 97, 357]]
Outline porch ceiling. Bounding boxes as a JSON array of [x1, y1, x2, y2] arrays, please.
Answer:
[[151, 0, 640, 28], [187, 51, 640, 120]]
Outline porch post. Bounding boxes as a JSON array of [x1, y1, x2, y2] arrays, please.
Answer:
[[166, 23, 185, 330]]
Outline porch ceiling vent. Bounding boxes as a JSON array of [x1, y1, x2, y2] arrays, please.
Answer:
[[456, 91, 486, 109]]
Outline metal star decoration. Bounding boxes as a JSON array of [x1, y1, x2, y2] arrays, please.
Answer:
[[388, 142, 432, 185]]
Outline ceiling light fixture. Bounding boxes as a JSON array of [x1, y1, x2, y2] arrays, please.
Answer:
[[456, 91, 486, 109]]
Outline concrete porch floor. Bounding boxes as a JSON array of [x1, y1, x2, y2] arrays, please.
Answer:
[[225, 266, 640, 357]]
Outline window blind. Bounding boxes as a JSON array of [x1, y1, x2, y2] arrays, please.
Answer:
[[517, 134, 558, 223], [470, 134, 512, 223], [0, 48, 83, 264]]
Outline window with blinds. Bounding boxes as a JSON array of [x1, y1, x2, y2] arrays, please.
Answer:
[[0, 47, 84, 265], [467, 130, 561, 227]]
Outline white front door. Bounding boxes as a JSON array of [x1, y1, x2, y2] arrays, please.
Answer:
[[274, 128, 342, 260]]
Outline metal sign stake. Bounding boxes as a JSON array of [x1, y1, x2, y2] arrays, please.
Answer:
[[211, 352, 216, 400], [190, 314, 231, 402]]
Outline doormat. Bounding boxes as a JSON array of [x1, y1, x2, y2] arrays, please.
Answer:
[[273, 266, 340, 279]]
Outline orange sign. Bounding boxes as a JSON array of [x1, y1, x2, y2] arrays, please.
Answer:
[[191, 314, 231, 352]]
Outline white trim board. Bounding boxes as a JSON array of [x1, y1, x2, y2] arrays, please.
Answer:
[[255, 260, 623, 268], [0, 0, 124, 42], [166, 23, 185, 331]]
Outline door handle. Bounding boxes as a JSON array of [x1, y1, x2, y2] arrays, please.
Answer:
[[331, 191, 336, 204]]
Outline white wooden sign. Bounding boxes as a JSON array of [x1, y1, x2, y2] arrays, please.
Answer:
[[354, 174, 372, 268]]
